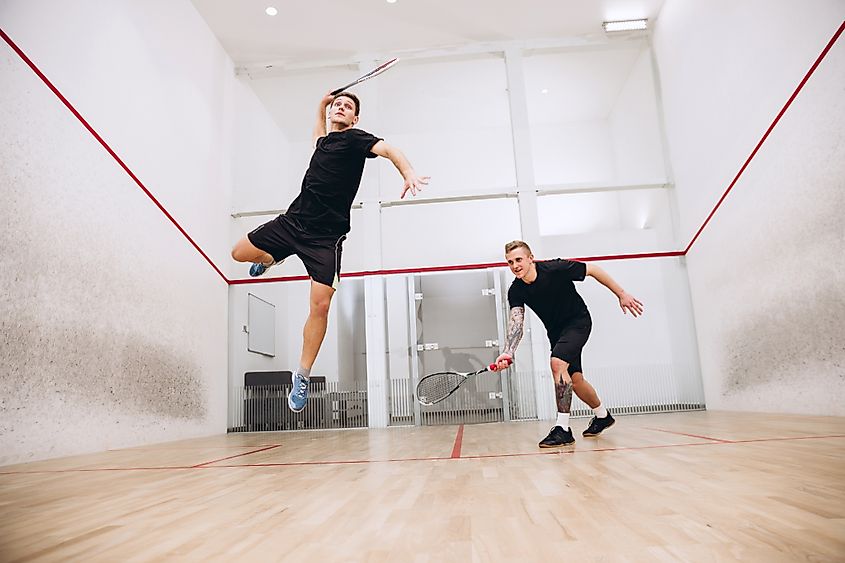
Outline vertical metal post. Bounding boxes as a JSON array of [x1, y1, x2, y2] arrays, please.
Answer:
[[407, 275, 422, 426], [492, 269, 511, 422]]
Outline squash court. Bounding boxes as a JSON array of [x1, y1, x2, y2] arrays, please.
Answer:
[[2, 1, 844, 562]]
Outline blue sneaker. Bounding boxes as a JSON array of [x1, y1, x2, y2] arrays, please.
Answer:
[[248, 259, 282, 277], [288, 372, 309, 412]]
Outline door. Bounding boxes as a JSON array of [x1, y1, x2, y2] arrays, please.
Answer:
[[410, 270, 510, 425]]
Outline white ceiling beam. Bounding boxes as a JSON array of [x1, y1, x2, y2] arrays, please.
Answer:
[[235, 35, 648, 79]]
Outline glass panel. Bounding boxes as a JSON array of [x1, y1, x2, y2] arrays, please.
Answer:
[[376, 55, 516, 200], [523, 44, 667, 186], [385, 275, 415, 426], [414, 270, 504, 425], [380, 198, 522, 270]]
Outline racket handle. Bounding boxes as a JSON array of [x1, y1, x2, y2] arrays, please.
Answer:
[[489, 357, 513, 372], [330, 81, 356, 96]]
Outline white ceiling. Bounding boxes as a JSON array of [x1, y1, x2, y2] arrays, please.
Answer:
[[190, 0, 666, 66]]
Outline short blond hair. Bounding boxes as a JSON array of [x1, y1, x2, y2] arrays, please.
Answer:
[[504, 240, 532, 255]]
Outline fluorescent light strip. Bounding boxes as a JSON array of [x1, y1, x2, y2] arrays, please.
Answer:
[[602, 19, 648, 32]]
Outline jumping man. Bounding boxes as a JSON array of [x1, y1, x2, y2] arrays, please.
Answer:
[[231, 91, 429, 412]]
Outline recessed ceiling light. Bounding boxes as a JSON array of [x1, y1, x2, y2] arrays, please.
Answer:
[[541, 88, 549, 95], [386, 0, 397, 4], [265, 6, 278, 16], [602, 19, 648, 32]]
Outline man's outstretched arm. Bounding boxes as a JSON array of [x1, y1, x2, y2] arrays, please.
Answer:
[[369, 140, 430, 198], [586, 264, 644, 317]]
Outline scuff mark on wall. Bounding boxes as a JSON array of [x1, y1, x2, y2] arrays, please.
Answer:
[[1, 310, 207, 423], [0, 44, 225, 466], [722, 282, 845, 395]]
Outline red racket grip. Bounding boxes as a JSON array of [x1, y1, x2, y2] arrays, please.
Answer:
[[489, 357, 513, 372]]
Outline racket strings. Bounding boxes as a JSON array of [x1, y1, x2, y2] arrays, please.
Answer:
[[417, 373, 465, 404]]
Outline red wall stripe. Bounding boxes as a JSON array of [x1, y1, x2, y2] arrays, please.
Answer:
[[228, 251, 688, 285], [0, 27, 230, 284], [3, 21, 842, 286], [683, 20, 844, 254]]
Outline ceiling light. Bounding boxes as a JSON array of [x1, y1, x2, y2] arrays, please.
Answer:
[[265, 6, 278, 16], [387, 0, 397, 4], [541, 88, 549, 95], [602, 19, 648, 32]]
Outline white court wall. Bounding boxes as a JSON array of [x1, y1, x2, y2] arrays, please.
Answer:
[[525, 45, 645, 187], [608, 47, 667, 185], [235, 40, 672, 274], [229, 90, 290, 259], [0, 0, 286, 464], [653, 2, 845, 414]]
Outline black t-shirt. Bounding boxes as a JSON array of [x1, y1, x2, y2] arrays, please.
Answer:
[[285, 128, 382, 238], [507, 259, 590, 344]]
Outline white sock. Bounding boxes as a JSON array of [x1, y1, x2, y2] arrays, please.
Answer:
[[555, 412, 570, 430], [295, 366, 311, 381], [593, 404, 608, 418]]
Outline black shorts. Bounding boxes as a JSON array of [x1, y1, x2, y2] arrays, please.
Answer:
[[247, 215, 346, 288], [550, 319, 592, 376]]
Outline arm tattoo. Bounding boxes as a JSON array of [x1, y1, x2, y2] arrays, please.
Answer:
[[555, 380, 573, 413], [503, 307, 525, 356]]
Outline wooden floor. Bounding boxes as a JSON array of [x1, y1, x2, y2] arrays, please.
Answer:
[[1, 411, 844, 562]]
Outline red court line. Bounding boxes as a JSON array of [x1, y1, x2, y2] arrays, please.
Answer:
[[222, 455, 453, 468], [228, 251, 687, 285], [108, 444, 282, 451], [223, 21, 845, 282], [729, 434, 845, 445], [191, 444, 281, 468], [571, 251, 686, 262], [228, 261, 509, 285], [212, 433, 845, 467], [4, 433, 842, 475], [229, 20, 843, 284], [462, 440, 716, 460], [4, 22, 842, 284], [645, 427, 731, 443], [197, 443, 708, 467], [683, 20, 845, 254], [451, 425, 465, 459], [0, 27, 230, 284], [0, 466, 195, 475]]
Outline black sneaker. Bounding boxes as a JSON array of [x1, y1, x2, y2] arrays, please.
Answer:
[[583, 413, 615, 437], [539, 426, 575, 448]]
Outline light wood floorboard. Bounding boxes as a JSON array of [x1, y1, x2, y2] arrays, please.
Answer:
[[1, 411, 843, 562]]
